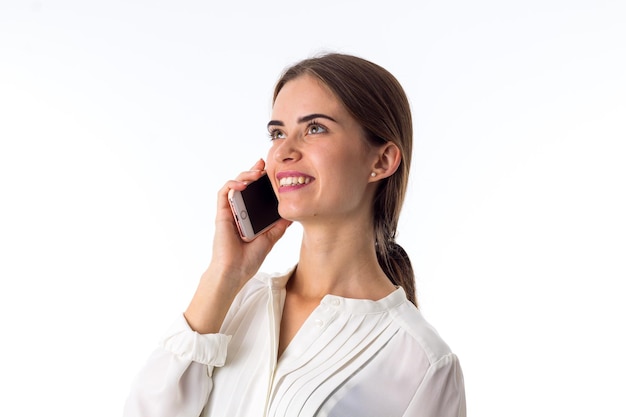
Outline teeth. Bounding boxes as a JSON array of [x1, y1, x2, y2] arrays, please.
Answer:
[[279, 176, 311, 187]]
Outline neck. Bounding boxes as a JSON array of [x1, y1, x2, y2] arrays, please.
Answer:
[[289, 222, 396, 301]]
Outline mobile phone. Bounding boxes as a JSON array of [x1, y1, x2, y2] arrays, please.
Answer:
[[228, 174, 281, 241]]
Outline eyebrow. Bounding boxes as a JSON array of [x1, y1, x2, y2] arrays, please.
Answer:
[[267, 113, 337, 129]]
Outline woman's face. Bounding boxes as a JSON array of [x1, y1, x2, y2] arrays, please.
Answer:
[[265, 74, 380, 225]]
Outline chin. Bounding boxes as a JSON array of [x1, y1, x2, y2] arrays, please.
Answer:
[[278, 209, 302, 222], [278, 205, 315, 222]]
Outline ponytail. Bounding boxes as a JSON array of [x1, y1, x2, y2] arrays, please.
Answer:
[[376, 241, 416, 306], [374, 201, 417, 306]]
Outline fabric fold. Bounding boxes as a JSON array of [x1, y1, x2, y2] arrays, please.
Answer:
[[161, 314, 232, 366]]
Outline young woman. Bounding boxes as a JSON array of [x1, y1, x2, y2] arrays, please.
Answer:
[[124, 53, 466, 417]]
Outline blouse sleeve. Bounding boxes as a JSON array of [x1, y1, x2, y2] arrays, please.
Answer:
[[123, 314, 231, 417], [403, 353, 466, 417]]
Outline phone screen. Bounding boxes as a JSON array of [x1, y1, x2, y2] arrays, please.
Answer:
[[241, 174, 280, 234]]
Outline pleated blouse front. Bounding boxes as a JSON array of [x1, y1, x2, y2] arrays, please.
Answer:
[[124, 270, 465, 417]]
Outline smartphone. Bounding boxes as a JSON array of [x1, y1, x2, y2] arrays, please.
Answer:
[[228, 174, 281, 241]]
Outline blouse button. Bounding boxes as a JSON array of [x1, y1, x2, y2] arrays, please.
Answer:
[[331, 299, 340, 306], [314, 319, 324, 327]]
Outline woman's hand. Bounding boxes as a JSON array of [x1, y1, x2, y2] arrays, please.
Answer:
[[210, 159, 291, 287], [184, 159, 291, 334]]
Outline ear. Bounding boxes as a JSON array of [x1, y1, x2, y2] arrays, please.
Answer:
[[369, 142, 401, 182]]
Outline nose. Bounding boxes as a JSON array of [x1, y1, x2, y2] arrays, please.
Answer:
[[271, 135, 302, 164]]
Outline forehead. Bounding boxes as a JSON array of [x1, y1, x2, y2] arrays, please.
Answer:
[[272, 75, 344, 117]]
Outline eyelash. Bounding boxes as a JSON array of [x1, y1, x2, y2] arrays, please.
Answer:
[[268, 128, 284, 141], [268, 120, 328, 141], [306, 120, 327, 135]]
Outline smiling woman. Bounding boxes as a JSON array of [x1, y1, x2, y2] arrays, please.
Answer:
[[123, 53, 466, 417]]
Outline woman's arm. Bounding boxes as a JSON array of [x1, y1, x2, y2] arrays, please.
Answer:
[[184, 159, 291, 333], [123, 316, 230, 417], [403, 353, 466, 417], [123, 160, 291, 416]]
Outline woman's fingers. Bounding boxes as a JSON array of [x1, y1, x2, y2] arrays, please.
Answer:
[[249, 158, 265, 171], [215, 160, 274, 234], [263, 218, 292, 245], [217, 160, 269, 212], [234, 169, 266, 184]]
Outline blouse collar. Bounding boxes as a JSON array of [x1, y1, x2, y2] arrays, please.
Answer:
[[261, 267, 408, 315]]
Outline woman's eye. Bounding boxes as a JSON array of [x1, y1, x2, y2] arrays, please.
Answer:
[[268, 129, 285, 140], [307, 123, 327, 135]]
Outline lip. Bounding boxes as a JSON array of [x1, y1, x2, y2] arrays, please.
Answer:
[[276, 170, 315, 192]]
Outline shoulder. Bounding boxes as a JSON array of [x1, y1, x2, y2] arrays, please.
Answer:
[[389, 298, 455, 365]]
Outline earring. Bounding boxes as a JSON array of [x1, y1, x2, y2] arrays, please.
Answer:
[[370, 172, 377, 177]]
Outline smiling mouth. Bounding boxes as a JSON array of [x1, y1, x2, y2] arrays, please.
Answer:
[[279, 176, 313, 187]]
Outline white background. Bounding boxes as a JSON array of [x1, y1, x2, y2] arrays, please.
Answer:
[[1, 0, 625, 415]]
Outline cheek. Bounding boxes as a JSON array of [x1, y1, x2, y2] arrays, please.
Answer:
[[343, 152, 371, 178], [265, 146, 277, 170]]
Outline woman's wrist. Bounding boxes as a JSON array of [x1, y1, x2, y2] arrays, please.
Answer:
[[183, 265, 247, 334]]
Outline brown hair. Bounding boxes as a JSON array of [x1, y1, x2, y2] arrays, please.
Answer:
[[273, 53, 416, 305]]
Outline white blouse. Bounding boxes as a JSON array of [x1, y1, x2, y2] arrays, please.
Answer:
[[124, 270, 466, 417]]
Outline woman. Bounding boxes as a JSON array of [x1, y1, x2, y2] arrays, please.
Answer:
[[124, 53, 466, 417]]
